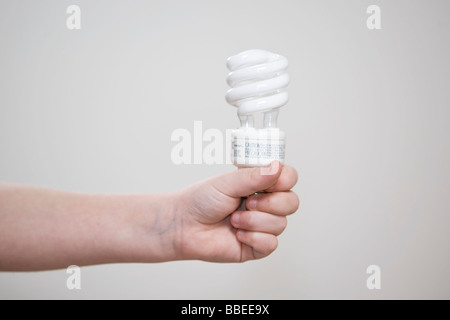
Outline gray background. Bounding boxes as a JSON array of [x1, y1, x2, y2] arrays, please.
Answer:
[[0, 0, 449, 299]]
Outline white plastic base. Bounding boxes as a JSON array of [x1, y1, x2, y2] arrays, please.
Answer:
[[232, 127, 285, 168]]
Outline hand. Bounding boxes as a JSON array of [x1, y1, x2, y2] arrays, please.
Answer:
[[174, 161, 299, 262]]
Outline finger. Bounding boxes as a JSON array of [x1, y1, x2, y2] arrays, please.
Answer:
[[231, 211, 287, 236], [264, 165, 298, 192], [236, 230, 278, 260], [246, 191, 299, 216], [211, 161, 282, 198]]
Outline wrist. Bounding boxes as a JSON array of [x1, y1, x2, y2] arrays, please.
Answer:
[[169, 187, 205, 261], [105, 192, 182, 263]]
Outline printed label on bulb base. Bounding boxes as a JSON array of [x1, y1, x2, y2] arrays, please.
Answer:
[[232, 128, 285, 167]]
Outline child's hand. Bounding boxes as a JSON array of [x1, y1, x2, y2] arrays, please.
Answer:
[[175, 161, 299, 262]]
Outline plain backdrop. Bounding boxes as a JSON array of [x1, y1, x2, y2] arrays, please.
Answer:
[[0, 0, 449, 299]]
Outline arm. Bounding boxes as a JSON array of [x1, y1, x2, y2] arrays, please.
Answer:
[[0, 184, 178, 271], [0, 161, 299, 271]]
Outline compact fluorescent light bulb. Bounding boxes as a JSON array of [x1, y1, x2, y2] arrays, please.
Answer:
[[226, 49, 289, 168]]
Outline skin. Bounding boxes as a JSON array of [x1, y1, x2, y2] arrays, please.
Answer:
[[0, 161, 299, 271]]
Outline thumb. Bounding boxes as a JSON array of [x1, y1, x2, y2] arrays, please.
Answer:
[[212, 161, 282, 198]]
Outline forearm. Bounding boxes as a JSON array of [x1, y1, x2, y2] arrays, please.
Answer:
[[0, 183, 179, 271]]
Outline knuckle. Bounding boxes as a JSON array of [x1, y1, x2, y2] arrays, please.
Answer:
[[279, 217, 288, 233], [284, 191, 300, 214], [291, 168, 299, 187], [267, 236, 278, 253], [293, 193, 300, 211], [282, 166, 298, 190]]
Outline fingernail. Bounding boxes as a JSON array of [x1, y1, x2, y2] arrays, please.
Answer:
[[232, 212, 240, 226], [247, 197, 257, 210], [260, 161, 279, 176]]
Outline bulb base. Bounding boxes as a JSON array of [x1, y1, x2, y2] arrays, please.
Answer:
[[232, 128, 286, 168]]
